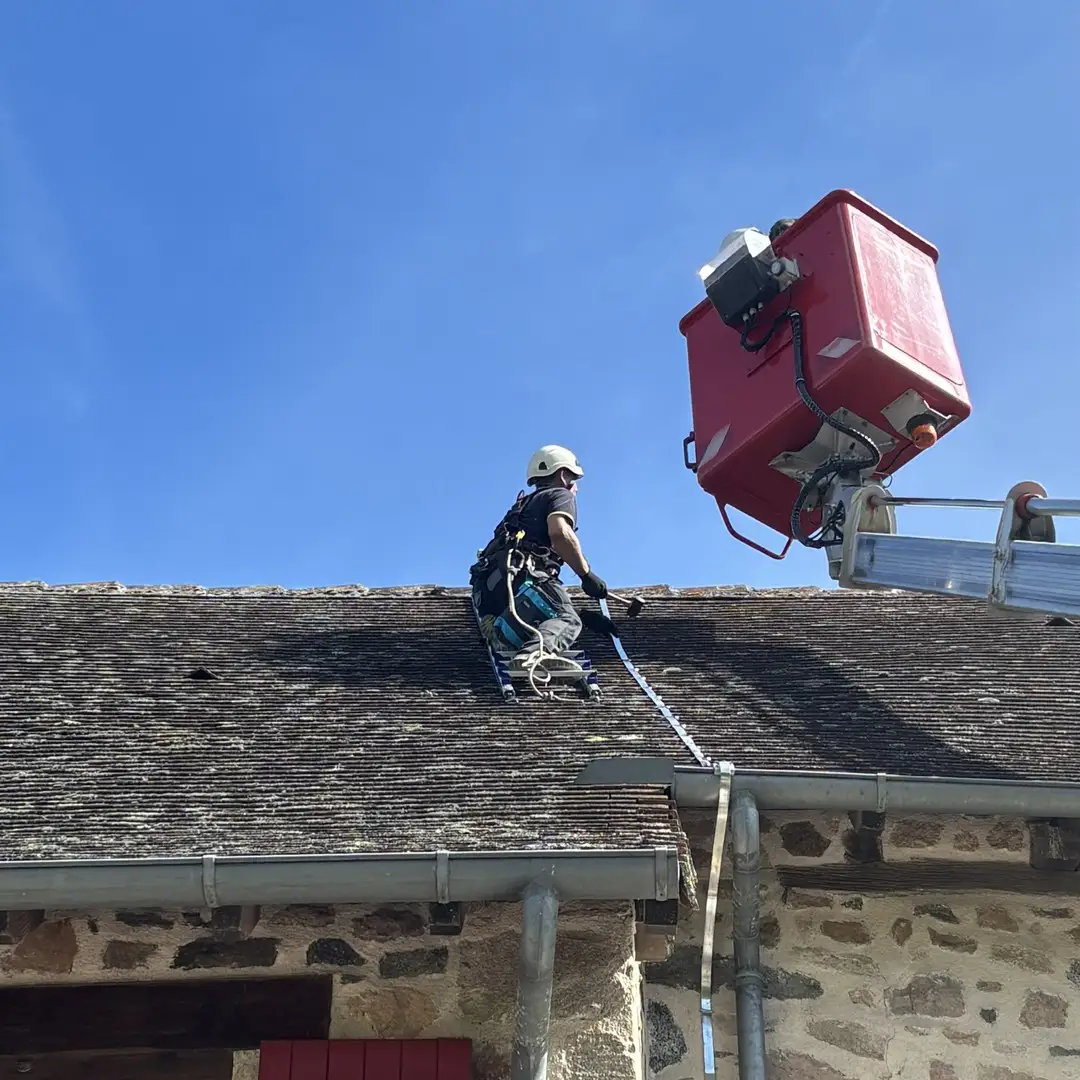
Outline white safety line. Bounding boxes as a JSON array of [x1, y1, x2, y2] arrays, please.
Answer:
[[598, 599, 712, 767]]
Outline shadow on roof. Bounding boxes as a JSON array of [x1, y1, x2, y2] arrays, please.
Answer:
[[614, 613, 1022, 780], [254, 624, 496, 694]]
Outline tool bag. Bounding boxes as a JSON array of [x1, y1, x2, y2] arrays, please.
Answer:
[[487, 577, 562, 654]]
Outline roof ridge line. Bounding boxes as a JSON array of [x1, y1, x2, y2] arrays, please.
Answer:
[[0, 580, 889, 600]]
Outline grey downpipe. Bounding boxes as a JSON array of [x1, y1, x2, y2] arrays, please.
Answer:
[[511, 879, 559, 1080], [732, 791, 765, 1080]]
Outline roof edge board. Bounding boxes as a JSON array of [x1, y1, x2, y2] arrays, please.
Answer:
[[0, 846, 681, 911]]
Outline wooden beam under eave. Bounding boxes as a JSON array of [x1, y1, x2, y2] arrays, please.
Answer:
[[778, 858, 1080, 895], [1028, 819, 1080, 871], [428, 902, 466, 936], [3, 910, 44, 944], [207, 905, 261, 940], [0, 976, 332, 1055], [239, 905, 260, 937], [634, 924, 673, 962], [0, 1049, 234, 1080], [843, 810, 886, 864]]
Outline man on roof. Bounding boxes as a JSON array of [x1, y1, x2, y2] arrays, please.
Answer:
[[470, 445, 610, 669]]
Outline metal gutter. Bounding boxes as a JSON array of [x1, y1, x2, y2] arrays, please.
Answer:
[[0, 846, 681, 911], [676, 768, 1080, 815], [574, 758, 1080, 817]]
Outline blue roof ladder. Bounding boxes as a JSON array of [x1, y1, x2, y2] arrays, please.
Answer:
[[472, 599, 601, 703]]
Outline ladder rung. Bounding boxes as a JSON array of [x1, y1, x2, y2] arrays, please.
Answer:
[[847, 533, 1080, 618]]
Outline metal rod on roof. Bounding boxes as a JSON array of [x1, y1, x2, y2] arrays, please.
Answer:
[[0, 847, 681, 911], [511, 879, 559, 1080]]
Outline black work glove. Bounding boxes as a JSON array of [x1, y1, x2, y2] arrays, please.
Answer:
[[579, 608, 619, 638], [580, 570, 608, 599]]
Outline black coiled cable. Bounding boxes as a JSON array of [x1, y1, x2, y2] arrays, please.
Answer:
[[787, 309, 881, 546], [740, 307, 790, 354]]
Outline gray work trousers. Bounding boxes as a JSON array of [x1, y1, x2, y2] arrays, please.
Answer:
[[476, 574, 582, 658]]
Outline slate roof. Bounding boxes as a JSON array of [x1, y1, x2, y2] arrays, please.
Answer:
[[0, 581, 1075, 861]]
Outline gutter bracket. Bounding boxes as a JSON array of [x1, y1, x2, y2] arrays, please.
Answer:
[[435, 850, 451, 905], [876, 772, 888, 813]]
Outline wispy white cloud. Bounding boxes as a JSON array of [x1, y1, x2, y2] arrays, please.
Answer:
[[840, 0, 895, 80], [815, 0, 898, 125], [0, 97, 94, 413], [0, 103, 82, 318]]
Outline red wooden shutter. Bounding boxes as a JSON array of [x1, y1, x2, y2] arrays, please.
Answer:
[[328, 1041, 367, 1079], [258, 1039, 472, 1080], [363, 1041, 400, 1078], [258, 1042, 293, 1080], [292, 1041, 331, 1080], [401, 1040, 438, 1079]]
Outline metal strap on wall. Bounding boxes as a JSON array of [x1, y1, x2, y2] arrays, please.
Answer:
[[599, 599, 712, 767], [700, 761, 735, 1079]]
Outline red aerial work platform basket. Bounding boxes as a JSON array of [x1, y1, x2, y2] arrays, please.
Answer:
[[680, 189, 972, 555]]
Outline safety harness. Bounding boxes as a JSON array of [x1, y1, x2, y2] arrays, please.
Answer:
[[470, 490, 582, 697], [472, 491, 560, 587]]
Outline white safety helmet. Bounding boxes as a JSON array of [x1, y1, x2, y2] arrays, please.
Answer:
[[526, 445, 584, 485]]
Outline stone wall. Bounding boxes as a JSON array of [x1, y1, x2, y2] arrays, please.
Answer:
[[0, 899, 645, 1080], [643, 812, 1080, 1080]]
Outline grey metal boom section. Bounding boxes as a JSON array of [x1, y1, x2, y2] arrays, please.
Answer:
[[877, 496, 1080, 518], [836, 481, 1080, 618], [846, 534, 1080, 617]]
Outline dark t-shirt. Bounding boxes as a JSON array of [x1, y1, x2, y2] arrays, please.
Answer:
[[470, 486, 577, 609], [517, 486, 577, 549]]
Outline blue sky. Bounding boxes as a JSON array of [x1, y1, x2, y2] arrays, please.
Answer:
[[1, 1, 1078, 590]]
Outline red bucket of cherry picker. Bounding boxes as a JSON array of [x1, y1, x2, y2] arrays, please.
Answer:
[[680, 189, 972, 555]]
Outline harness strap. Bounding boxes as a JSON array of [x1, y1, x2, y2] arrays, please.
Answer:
[[473, 491, 562, 583]]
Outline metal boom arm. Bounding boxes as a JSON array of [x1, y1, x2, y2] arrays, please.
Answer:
[[833, 480, 1080, 619]]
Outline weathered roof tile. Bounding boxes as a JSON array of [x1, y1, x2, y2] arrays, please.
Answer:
[[0, 583, 1074, 860]]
